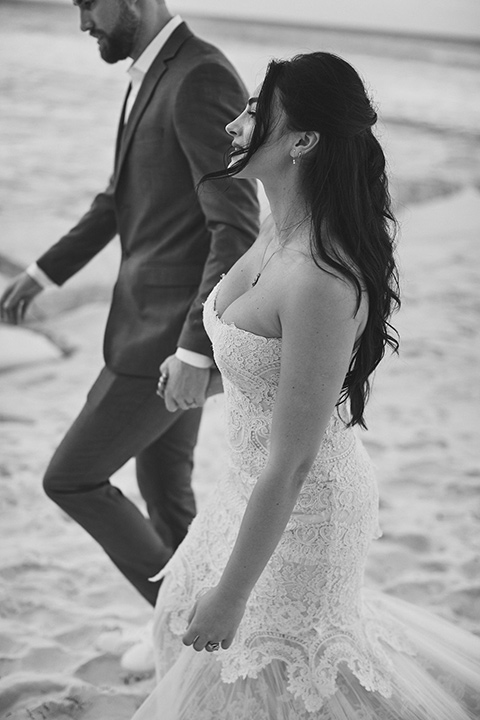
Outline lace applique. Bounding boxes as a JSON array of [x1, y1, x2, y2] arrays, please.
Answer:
[[154, 281, 414, 713]]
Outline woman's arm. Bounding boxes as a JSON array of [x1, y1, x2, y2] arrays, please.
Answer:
[[183, 264, 365, 650]]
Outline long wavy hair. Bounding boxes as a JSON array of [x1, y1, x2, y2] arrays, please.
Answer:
[[206, 52, 400, 428]]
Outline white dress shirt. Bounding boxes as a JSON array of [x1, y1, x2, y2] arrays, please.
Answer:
[[27, 15, 212, 369], [124, 15, 183, 122]]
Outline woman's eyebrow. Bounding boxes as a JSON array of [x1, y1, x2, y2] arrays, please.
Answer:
[[247, 97, 259, 106]]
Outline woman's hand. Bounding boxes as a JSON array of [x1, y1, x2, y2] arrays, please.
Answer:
[[182, 586, 247, 652]]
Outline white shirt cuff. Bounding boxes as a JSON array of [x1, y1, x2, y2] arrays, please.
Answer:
[[26, 263, 56, 288], [175, 348, 213, 368]]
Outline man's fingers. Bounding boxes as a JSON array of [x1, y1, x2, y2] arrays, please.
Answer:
[[0, 289, 14, 323], [0, 274, 43, 325], [12, 297, 25, 324], [19, 298, 29, 322], [0, 296, 10, 321], [164, 392, 179, 413], [2, 301, 18, 325], [162, 386, 197, 413], [1, 293, 29, 325], [0, 288, 10, 306], [158, 356, 209, 411], [163, 398, 199, 412]]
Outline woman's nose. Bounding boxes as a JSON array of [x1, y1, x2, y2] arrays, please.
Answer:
[[225, 116, 239, 137]]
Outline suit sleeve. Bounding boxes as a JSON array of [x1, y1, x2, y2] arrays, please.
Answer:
[[173, 61, 260, 356], [36, 175, 118, 286]]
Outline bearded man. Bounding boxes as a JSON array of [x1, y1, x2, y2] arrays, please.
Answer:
[[0, 0, 258, 622]]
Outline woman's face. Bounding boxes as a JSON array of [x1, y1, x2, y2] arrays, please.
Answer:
[[225, 84, 294, 181]]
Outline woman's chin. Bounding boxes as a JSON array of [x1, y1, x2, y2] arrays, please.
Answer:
[[227, 155, 251, 178]]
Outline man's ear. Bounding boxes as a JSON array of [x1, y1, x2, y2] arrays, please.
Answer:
[[291, 131, 320, 158]]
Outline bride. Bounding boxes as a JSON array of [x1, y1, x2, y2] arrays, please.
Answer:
[[133, 52, 480, 719]]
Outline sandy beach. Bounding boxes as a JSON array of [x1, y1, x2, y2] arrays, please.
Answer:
[[1, 2, 479, 718]]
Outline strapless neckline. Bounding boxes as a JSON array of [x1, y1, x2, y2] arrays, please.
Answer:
[[211, 278, 282, 344]]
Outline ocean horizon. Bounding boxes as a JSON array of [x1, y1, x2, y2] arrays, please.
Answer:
[[19, 0, 480, 41]]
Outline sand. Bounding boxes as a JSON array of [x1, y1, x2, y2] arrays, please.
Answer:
[[1, 3, 479, 718]]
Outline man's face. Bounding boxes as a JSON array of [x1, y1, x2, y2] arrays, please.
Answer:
[[74, 0, 140, 64]]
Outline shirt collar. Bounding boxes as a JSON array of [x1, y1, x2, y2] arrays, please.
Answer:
[[127, 15, 183, 86]]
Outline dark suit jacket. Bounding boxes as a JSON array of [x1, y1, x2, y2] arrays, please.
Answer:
[[36, 23, 259, 377]]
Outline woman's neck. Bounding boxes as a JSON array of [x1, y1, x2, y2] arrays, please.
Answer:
[[263, 178, 310, 245]]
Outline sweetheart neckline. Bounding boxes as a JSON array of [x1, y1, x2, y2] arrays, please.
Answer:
[[211, 280, 282, 343]]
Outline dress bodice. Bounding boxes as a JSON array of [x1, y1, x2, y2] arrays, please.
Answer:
[[204, 279, 361, 477], [204, 281, 379, 556]]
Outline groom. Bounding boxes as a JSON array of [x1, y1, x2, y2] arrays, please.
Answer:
[[0, 0, 259, 606]]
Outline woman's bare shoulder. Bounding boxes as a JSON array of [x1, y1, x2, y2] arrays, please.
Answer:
[[279, 252, 364, 323]]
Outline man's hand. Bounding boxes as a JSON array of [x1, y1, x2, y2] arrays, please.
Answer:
[[206, 367, 223, 398], [0, 272, 43, 325], [157, 355, 210, 413]]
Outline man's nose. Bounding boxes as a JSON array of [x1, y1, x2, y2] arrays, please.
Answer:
[[79, 10, 93, 32]]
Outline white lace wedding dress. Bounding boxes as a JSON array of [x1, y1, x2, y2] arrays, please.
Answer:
[[132, 280, 480, 720]]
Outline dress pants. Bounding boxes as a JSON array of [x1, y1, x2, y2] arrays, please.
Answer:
[[43, 366, 202, 606]]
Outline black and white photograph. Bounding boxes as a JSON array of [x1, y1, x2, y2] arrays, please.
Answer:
[[0, 0, 479, 718]]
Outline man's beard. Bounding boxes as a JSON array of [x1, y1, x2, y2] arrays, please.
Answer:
[[96, 3, 139, 64]]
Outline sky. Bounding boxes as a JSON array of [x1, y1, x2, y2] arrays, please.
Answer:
[[171, 0, 480, 40]]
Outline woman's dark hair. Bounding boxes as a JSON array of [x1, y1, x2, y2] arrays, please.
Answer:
[[206, 52, 400, 428]]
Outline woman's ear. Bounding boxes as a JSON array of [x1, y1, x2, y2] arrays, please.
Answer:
[[291, 131, 320, 159]]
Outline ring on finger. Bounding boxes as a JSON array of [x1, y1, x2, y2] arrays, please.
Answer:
[[192, 634, 201, 650], [205, 641, 220, 652]]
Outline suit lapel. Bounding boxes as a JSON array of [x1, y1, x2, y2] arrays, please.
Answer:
[[115, 23, 193, 184]]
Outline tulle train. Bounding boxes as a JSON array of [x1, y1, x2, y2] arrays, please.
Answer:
[[131, 590, 480, 720]]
